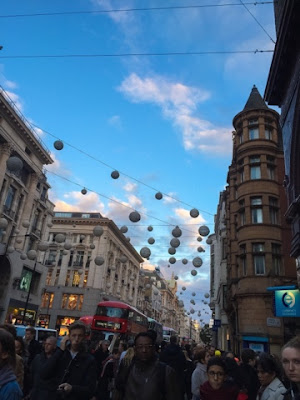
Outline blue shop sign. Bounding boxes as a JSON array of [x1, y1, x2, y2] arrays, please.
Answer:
[[274, 290, 300, 317]]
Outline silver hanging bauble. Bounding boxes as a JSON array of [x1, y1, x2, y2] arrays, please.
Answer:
[[192, 292, 196, 296], [168, 247, 176, 255], [197, 246, 205, 252], [206, 238, 213, 245], [6, 156, 23, 172], [198, 225, 210, 237], [129, 211, 141, 223], [126, 237, 131, 242], [145, 283, 151, 289], [174, 275, 178, 280], [120, 226, 128, 234], [55, 233, 65, 243], [37, 242, 49, 252], [170, 238, 180, 248], [0, 218, 8, 230], [90, 243, 95, 250], [147, 226, 153, 231], [172, 226, 182, 238], [182, 258, 188, 265], [62, 249, 69, 255], [197, 236, 202, 242], [204, 293, 210, 298], [192, 257, 203, 268], [155, 192, 163, 200], [169, 257, 176, 264], [182, 286, 186, 291], [27, 250, 37, 260], [120, 255, 128, 264], [93, 225, 104, 237], [20, 253, 27, 260], [191, 269, 197, 276], [148, 237, 155, 245], [64, 241, 72, 250], [140, 247, 151, 259], [190, 208, 199, 218], [7, 246, 15, 253], [111, 265, 116, 271], [54, 140, 64, 150], [80, 235, 85, 240], [94, 256, 105, 266], [111, 170, 120, 179], [81, 188, 87, 195], [78, 269, 83, 275]]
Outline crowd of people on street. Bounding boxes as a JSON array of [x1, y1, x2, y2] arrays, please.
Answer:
[[0, 321, 299, 400]]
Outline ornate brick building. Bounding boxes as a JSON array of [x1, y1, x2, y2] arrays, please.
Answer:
[[225, 86, 297, 354]]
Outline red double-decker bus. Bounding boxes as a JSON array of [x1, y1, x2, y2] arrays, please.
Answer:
[[89, 301, 148, 348]]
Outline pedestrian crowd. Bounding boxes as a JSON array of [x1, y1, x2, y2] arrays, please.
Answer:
[[0, 322, 299, 400]]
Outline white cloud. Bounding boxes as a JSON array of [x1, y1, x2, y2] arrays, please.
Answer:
[[4, 90, 23, 112], [108, 115, 122, 129], [118, 73, 232, 154], [163, 192, 178, 204], [123, 181, 138, 193], [4, 80, 18, 90], [46, 152, 70, 175], [54, 191, 105, 213]]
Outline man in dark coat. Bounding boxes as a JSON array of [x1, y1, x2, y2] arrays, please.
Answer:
[[239, 348, 260, 400], [159, 335, 186, 400], [114, 331, 180, 400], [25, 327, 41, 366], [30, 335, 58, 400], [40, 321, 97, 400]]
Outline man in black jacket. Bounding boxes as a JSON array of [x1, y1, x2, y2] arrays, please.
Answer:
[[159, 335, 186, 400], [239, 348, 260, 400], [40, 321, 97, 400], [30, 335, 58, 400], [25, 327, 41, 366]]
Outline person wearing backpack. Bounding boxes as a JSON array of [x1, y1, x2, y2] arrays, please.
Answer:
[[114, 331, 180, 400]]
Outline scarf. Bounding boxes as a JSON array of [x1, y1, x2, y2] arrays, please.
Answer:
[[0, 365, 17, 388], [200, 380, 239, 400]]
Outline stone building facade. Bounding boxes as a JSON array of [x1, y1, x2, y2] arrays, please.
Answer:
[[225, 86, 297, 355], [209, 191, 229, 351], [265, 0, 300, 282], [0, 88, 54, 325], [40, 211, 143, 333]]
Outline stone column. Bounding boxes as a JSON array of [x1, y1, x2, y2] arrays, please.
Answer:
[[0, 143, 12, 191]]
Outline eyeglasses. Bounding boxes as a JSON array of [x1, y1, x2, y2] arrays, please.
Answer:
[[208, 371, 224, 378], [135, 344, 155, 350]]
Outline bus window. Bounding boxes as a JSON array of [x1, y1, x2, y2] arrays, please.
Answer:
[[95, 306, 128, 318]]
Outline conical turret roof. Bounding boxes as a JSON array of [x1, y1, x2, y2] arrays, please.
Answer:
[[243, 85, 269, 111]]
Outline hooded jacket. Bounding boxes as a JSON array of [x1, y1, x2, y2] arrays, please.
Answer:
[[191, 362, 207, 400], [0, 365, 23, 400]]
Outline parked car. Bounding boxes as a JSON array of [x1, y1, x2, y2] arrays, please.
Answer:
[[14, 325, 58, 344]]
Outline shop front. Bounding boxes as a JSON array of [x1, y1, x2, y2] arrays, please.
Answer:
[[5, 299, 38, 325], [56, 316, 78, 335]]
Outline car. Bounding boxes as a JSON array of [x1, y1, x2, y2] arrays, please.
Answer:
[[14, 325, 58, 344]]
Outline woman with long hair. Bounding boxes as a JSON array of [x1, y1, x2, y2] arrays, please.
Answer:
[[256, 353, 286, 400]]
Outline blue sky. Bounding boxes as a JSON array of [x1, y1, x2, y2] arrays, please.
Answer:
[[0, 0, 276, 324]]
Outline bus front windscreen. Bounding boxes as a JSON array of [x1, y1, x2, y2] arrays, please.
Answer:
[[95, 306, 129, 319]]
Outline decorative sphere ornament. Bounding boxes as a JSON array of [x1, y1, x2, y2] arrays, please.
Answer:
[[147, 226, 153, 232], [54, 140, 64, 150], [0, 218, 8, 230], [140, 247, 151, 259], [120, 226, 128, 234], [172, 226, 182, 238], [145, 284, 151, 289], [168, 247, 176, 255], [22, 220, 30, 228], [206, 238, 213, 245], [93, 225, 104, 237], [190, 299, 195, 305], [111, 170, 120, 179], [197, 246, 205, 252], [192, 292, 196, 296], [182, 286, 186, 291], [190, 208, 199, 218], [179, 300, 184, 308], [169, 257, 176, 264], [37, 242, 49, 252], [62, 249, 69, 255], [126, 237, 131, 242], [78, 269, 83, 275], [204, 293, 210, 298], [182, 258, 188, 265], [80, 235, 85, 240], [174, 275, 178, 280], [187, 312, 190, 315], [190, 309, 195, 314], [64, 242, 72, 250], [170, 238, 180, 248], [155, 192, 163, 200], [128, 296, 133, 302], [120, 255, 128, 263], [111, 265, 117, 271], [191, 269, 197, 276], [81, 188, 87, 195], [148, 237, 155, 245], [16, 238, 22, 244], [6, 156, 23, 172], [106, 282, 111, 288], [192, 257, 203, 268], [20, 253, 27, 260], [27, 250, 37, 260], [180, 291, 182, 294], [130, 276, 135, 281], [7, 246, 15, 253], [90, 243, 95, 250], [15, 229, 20, 234], [197, 236, 202, 242], [94, 256, 105, 266], [47, 222, 53, 228], [198, 225, 210, 237], [55, 233, 65, 243], [129, 211, 141, 223]]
